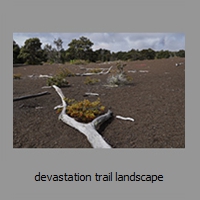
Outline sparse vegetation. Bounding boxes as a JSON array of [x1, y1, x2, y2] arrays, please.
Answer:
[[70, 59, 89, 65], [13, 73, 21, 79], [47, 76, 69, 87], [47, 67, 74, 87], [87, 68, 102, 73], [13, 57, 185, 148], [47, 75, 69, 87], [84, 77, 100, 85], [57, 67, 75, 77]]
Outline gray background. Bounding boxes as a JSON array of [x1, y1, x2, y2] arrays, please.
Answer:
[[0, 0, 198, 199]]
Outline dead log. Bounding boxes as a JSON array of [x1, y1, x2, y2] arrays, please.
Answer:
[[52, 85, 112, 148], [76, 66, 113, 76], [13, 91, 50, 101]]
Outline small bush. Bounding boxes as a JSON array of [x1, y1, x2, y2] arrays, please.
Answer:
[[47, 75, 69, 87], [84, 77, 100, 85], [57, 67, 75, 77], [47, 67, 74, 87], [13, 73, 21, 79], [57, 98, 106, 123]]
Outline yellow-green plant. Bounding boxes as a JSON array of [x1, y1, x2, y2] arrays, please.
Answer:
[[57, 67, 75, 77], [47, 75, 69, 87], [13, 73, 21, 79], [57, 98, 106, 123], [84, 77, 100, 85], [47, 67, 73, 87], [70, 59, 89, 65], [87, 68, 102, 73]]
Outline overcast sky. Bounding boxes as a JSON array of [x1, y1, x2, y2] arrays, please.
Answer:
[[13, 33, 185, 53]]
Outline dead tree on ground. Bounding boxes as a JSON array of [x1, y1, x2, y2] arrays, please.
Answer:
[[52, 85, 112, 148]]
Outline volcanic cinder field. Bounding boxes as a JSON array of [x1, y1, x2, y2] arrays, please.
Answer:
[[13, 57, 185, 148]]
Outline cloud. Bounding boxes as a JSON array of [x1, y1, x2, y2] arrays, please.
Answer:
[[13, 32, 185, 52]]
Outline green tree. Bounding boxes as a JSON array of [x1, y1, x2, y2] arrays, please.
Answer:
[[13, 40, 21, 64], [156, 50, 170, 59], [95, 49, 111, 62], [140, 48, 156, 60], [114, 51, 129, 61], [124, 49, 139, 61], [18, 38, 43, 65], [176, 49, 185, 58], [67, 36, 94, 61], [43, 44, 57, 63]]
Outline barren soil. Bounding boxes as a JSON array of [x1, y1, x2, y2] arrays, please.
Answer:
[[13, 58, 185, 148]]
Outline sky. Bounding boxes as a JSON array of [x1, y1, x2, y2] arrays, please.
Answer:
[[13, 33, 185, 53]]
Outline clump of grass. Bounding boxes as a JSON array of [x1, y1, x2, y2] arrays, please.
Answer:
[[84, 77, 100, 85], [13, 73, 21, 79], [57, 67, 75, 77], [47, 75, 69, 87], [87, 68, 102, 73], [57, 98, 106, 123], [70, 59, 89, 65], [47, 67, 74, 87]]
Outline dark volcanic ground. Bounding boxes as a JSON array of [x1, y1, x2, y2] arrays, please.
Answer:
[[13, 57, 185, 148]]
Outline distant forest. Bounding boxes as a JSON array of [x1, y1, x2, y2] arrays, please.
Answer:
[[13, 36, 185, 65]]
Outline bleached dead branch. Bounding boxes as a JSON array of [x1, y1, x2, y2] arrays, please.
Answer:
[[84, 92, 99, 97], [42, 86, 52, 89], [39, 74, 53, 78], [52, 85, 112, 148], [128, 70, 137, 73], [116, 115, 134, 122], [103, 84, 118, 88], [76, 66, 113, 76], [175, 62, 184, 67], [139, 70, 149, 73]]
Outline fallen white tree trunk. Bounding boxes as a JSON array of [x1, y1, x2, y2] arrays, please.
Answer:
[[39, 74, 53, 78], [52, 85, 112, 148]]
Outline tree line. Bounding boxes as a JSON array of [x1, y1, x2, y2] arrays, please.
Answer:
[[13, 36, 185, 65]]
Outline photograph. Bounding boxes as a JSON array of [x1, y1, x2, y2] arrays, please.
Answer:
[[13, 32, 185, 148]]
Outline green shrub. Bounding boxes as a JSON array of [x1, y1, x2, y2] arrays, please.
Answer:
[[47, 67, 74, 87], [47, 75, 69, 87]]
